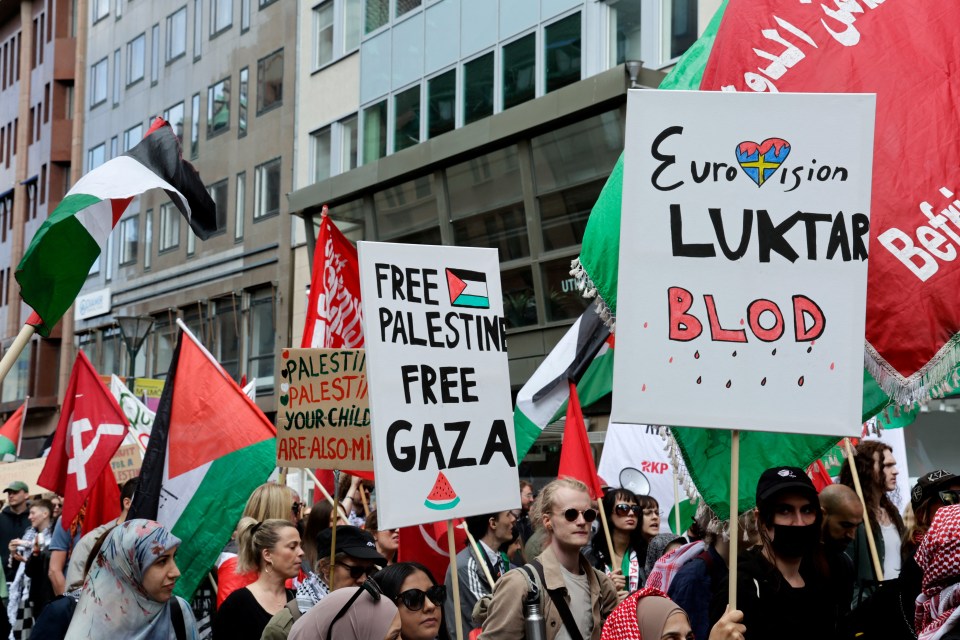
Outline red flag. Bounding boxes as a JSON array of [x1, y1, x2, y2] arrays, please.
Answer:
[[807, 459, 833, 493], [397, 520, 466, 583], [38, 351, 128, 528], [83, 465, 121, 530], [301, 207, 363, 349], [558, 381, 603, 500]]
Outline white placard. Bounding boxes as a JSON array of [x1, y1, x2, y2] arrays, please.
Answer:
[[613, 91, 875, 437], [358, 242, 519, 529]]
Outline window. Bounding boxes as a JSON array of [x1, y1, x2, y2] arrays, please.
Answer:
[[344, 0, 361, 51], [159, 202, 180, 251], [463, 52, 493, 125], [127, 33, 145, 84], [339, 114, 358, 173], [144, 209, 153, 269], [314, 2, 333, 68], [248, 287, 275, 391], [610, 0, 642, 66], [361, 100, 386, 165], [256, 49, 283, 114], [238, 67, 248, 136], [215, 297, 241, 379], [110, 136, 118, 158], [123, 123, 142, 150], [112, 49, 121, 104], [393, 85, 420, 152], [374, 176, 440, 244], [87, 143, 105, 170], [211, 0, 232, 35], [259, 0, 279, 7], [427, 70, 455, 139], [90, 57, 108, 106], [152, 320, 176, 379], [311, 127, 331, 184], [241, 0, 251, 31], [190, 93, 201, 158], [193, 0, 202, 58], [365, 0, 388, 33], [92, 0, 109, 23], [502, 34, 535, 110], [118, 216, 138, 264], [235, 171, 245, 240], [545, 13, 581, 93], [151, 24, 160, 83], [253, 157, 280, 219], [207, 77, 230, 137], [396, 0, 419, 18], [207, 179, 228, 237], [116, 0, 122, 19], [187, 222, 195, 255], [167, 7, 187, 61], [664, 0, 697, 61], [164, 101, 185, 142]]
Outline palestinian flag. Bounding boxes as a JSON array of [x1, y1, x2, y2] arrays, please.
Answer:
[[0, 400, 26, 461], [129, 322, 276, 599], [513, 300, 613, 460], [16, 117, 218, 336]]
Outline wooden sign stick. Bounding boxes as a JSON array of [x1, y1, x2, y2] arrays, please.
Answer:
[[447, 519, 464, 640], [728, 429, 740, 611], [463, 524, 496, 590], [844, 438, 884, 581]]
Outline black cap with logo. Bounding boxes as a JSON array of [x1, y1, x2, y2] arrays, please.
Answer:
[[911, 469, 959, 510], [756, 466, 818, 507]]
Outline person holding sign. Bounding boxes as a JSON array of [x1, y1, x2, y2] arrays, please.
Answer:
[[587, 489, 651, 597], [480, 478, 619, 640], [711, 467, 838, 640]]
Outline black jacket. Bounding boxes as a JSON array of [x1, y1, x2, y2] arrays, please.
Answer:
[[0, 506, 30, 580]]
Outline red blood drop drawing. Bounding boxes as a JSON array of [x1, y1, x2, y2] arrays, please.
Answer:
[[811, 340, 816, 345], [761, 377, 767, 386], [740, 318, 745, 325], [830, 362, 835, 370], [694, 350, 700, 359], [642, 383, 647, 392], [725, 380, 732, 388], [282, 349, 289, 359], [668, 356, 673, 363], [798, 376, 805, 386], [643, 322, 648, 328], [696, 376, 702, 384]]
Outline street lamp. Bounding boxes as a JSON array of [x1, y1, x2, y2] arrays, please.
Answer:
[[116, 315, 155, 389]]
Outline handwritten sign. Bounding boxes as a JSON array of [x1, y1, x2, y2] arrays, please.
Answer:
[[612, 91, 875, 436], [110, 443, 143, 483], [276, 348, 371, 470], [358, 242, 518, 529]]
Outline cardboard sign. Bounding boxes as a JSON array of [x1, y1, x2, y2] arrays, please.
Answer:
[[275, 348, 371, 470], [110, 375, 154, 450], [613, 91, 875, 437], [358, 242, 519, 529], [110, 443, 143, 483]]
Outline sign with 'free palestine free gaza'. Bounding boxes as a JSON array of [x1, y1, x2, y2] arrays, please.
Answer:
[[358, 241, 519, 529], [613, 90, 875, 437]]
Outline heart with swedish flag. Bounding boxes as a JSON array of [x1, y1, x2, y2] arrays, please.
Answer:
[[735, 138, 791, 187]]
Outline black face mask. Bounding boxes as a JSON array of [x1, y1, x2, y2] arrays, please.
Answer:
[[770, 523, 820, 558]]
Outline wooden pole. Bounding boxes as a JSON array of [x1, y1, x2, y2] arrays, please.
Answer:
[[596, 495, 616, 571], [207, 572, 218, 594], [0, 325, 36, 389], [673, 467, 682, 535], [358, 482, 370, 516], [447, 520, 464, 640], [303, 468, 336, 507], [728, 430, 740, 610], [844, 438, 885, 581], [463, 525, 496, 590], [330, 470, 340, 590]]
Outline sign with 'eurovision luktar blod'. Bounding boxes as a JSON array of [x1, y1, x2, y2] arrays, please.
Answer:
[[276, 348, 372, 470], [358, 242, 518, 529], [612, 90, 875, 437]]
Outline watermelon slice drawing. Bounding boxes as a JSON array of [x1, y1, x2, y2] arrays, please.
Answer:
[[424, 471, 461, 511]]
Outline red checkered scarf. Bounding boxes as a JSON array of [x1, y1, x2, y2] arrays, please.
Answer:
[[644, 540, 704, 592], [915, 505, 960, 640], [599, 588, 671, 640]]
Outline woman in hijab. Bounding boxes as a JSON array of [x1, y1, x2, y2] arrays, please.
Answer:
[[64, 519, 197, 640], [600, 587, 744, 640], [288, 583, 400, 640], [914, 504, 960, 640], [638, 534, 685, 588]]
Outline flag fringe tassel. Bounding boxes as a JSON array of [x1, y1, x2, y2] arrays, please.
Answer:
[[570, 259, 616, 331]]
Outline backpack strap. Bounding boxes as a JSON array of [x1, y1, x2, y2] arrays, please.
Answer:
[[532, 560, 585, 640], [286, 598, 302, 621], [171, 597, 186, 640]]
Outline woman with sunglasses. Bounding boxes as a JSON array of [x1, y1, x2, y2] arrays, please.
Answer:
[[289, 582, 401, 640], [589, 489, 653, 597], [372, 562, 450, 640], [214, 518, 303, 640]]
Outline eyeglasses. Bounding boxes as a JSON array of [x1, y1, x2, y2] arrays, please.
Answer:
[[642, 509, 663, 517], [326, 579, 382, 640], [939, 490, 960, 506], [614, 504, 641, 517], [292, 502, 304, 515], [559, 508, 598, 523], [395, 585, 446, 611], [336, 561, 377, 580]]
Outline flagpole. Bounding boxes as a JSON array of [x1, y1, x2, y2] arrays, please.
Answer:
[[0, 324, 35, 389], [843, 438, 884, 581], [672, 466, 682, 535], [462, 524, 496, 590], [330, 469, 340, 590], [596, 498, 616, 575], [447, 519, 464, 640], [17, 396, 28, 458], [728, 429, 740, 611]]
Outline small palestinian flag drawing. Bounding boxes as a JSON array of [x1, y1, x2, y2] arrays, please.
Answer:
[[424, 471, 460, 510], [446, 268, 489, 309]]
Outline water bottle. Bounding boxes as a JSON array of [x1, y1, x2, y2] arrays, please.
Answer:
[[523, 595, 547, 640]]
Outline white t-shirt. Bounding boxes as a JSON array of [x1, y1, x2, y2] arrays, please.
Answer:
[[880, 521, 901, 580], [555, 564, 592, 640]]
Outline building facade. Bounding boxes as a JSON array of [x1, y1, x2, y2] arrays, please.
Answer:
[[76, 0, 297, 415]]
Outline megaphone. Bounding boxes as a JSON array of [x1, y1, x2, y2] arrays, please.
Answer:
[[619, 467, 651, 496]]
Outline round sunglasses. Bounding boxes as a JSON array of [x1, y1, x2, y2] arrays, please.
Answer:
[[395, 584, 446, 611], [558, 508, 598, 523], [940, 489, 960, 505]]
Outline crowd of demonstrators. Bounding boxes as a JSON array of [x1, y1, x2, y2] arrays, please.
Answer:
[[588, 489, 647, 598], [288, 582, 400, 640], [366, 509, 399, 566], [914, 504, 960, 640], [444, 510, 516, 639], [374, 562, 448, 640], [639, 534, 684, 588], [6, 498, 54, 637], [840, 440, 906, 605], [601, 586, 745, 640], [0, 483, 31, 583], [337, 475, 369, 528]]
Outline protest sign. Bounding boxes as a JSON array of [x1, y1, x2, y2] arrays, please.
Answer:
[[276, 348, 371, 470], [613, 91, 874, 437], [110, 443, 143, 483], [133, 378, 164, 411], [358, 242, 518, 529], [110, 374, 154, 450]]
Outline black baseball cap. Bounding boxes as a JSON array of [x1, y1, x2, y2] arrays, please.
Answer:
[[756, 466, 818, 506], [911, 470, 960, 510], [316, 525, 387, 564]]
